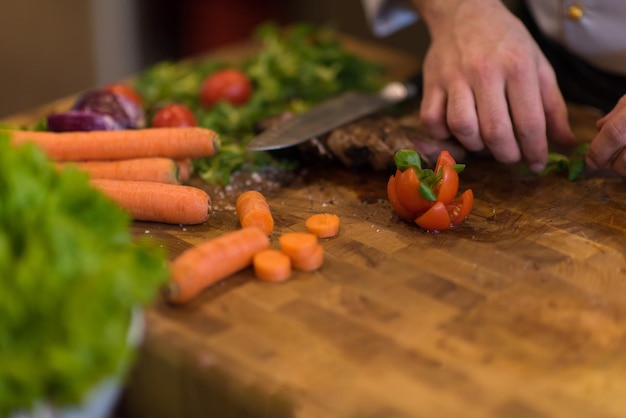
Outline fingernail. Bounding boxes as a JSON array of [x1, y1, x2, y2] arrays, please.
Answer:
[[529, 162, 545, 173]]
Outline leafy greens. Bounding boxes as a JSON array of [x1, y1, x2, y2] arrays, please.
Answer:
[[539, 143, 590, 181], [134, 22, 385, 184], [0, 131, 168, 415]]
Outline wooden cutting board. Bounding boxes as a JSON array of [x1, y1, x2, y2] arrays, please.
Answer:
[[6, 34, 626, 418], [120, 148, 626, 418], [117, 40, 626, 418]]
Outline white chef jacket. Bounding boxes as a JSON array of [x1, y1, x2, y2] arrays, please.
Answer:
[[361, 0, 626, 76]]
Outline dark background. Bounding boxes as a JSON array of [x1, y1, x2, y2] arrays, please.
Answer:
[[0, 0, 436, 118]]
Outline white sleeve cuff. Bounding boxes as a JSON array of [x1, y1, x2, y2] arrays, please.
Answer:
[[362, 0, 419, 37]]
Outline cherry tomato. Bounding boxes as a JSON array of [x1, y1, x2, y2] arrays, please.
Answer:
[[395, 168, 433, 213], [102, 83, 142, 106], [415, 202, 452, 231], [433, 164, 459, 205], [434, 150, 457, 173], [388, 149, 473, 230], [199, 69, 252, 108], [448, 189, 474, 226], [152, 103, 197, 128], [387, 174, 417, 220]]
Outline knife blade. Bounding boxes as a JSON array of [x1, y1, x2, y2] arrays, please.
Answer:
[[247, 73, 423, 151]]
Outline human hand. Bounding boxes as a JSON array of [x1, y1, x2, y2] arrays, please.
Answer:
[[415, 0, 575, 172], [586, 95, 626, 176]]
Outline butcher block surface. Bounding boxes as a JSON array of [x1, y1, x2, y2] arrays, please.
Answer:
[[7, 35, 626, 418], [123, 160, 626, 418]]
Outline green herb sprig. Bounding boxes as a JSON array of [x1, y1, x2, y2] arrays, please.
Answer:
[[539, 142, 590, 181]]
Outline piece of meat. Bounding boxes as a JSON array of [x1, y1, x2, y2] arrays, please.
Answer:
[[324, 113, 467, 171], [324, 115, 417, 171]]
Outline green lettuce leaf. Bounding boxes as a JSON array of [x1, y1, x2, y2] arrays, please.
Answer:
[[0, 131, 168, 414]]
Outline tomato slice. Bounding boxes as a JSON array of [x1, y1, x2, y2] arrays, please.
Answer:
[[434, 150, 457, 173], [387, 174, 417, 220], [415, 201, 451, 231], [433, 164, 459, 205], [395, 168, 433, 213], [448, 189, 474, 226]]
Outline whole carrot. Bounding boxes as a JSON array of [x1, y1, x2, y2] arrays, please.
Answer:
[[91, 179, 211, 225], [236, 190, 274, 236], [6, 127, 219, 161], [57, 157, 181, 184], [167, 226, 270, 304]]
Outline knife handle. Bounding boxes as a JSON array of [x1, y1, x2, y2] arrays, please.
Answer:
[[401, 72, 423, 99], [380, 72, 423, 102]]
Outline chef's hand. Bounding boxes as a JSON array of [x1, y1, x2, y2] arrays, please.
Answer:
[[586, 95, 626, 176], [412, 0, 575, 172]]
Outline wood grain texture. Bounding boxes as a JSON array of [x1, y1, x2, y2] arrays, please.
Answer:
[[122, 109, 626, 417], [121, 152, 626, 418], [127, 38, 626, 418], [6, 35, 625, 418]]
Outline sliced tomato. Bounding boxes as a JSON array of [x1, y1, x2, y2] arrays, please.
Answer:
[[434, 150, 457, 173], [395, 168, 433, 213], [433, 164, 459, 205], [415, 201, 451, 231], [448, 189, 474, 226], [387, 174, 417, 220]]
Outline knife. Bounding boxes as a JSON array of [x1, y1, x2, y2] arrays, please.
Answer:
[[247, 73, 423, 151]]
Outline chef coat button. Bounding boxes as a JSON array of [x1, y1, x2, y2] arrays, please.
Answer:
[[567, 5, 584, 20]]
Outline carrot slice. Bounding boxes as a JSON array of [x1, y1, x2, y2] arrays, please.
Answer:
[[253, 249, 292, 282], [305, 213, 340, 238], [57, 157, 181, 184], [91, 179, 211, 225], [167, 227, 270, 304], [292, 244, 324, 272], [6, 127, 219, 161], [236, 190, 274, 236], [278, 232, 318, 260]]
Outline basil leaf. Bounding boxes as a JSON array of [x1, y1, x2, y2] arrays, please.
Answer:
[[419, 182, 437, 201], [451, 163, 465, 173], [540, 143, 590, 181], [394, 149, 422, 172]]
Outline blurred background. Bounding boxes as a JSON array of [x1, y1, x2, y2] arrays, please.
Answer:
[[0, 0, 432, 119]]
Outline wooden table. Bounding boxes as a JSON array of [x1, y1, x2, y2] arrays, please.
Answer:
[[6, 36, 626, 418]]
